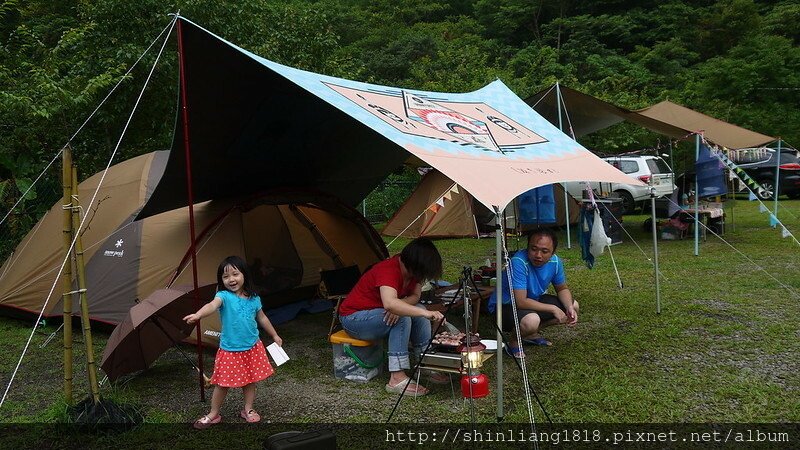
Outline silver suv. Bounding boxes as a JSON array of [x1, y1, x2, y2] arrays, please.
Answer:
[[566, 155, 675, 214]]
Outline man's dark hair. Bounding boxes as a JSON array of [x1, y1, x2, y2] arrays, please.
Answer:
[[216, 255, 256, 297], [400, 237, 443, 281], [527, 228, 558, 252]]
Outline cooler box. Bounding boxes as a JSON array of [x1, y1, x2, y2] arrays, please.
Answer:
[[329, 330, 383, 382]]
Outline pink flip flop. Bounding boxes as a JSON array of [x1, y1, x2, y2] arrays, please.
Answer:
[[193, 414, 221, 430], [240, 409, 261, 423]]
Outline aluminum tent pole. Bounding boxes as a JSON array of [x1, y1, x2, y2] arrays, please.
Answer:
[[494, 210, 504, 421], [176, 17, 205, 402], [694, 133, 700, 256], [774, 139, 782, 223], [669, 140, 675, 175], [650, 187, 661, 314], [555, 82, 571, 249]]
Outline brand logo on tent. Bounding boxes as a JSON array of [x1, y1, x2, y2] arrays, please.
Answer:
[[324, 82, 547, 155], [103, 238, 125, 258]]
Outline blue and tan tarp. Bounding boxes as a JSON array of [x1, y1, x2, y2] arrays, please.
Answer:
[[137, 17, 639, 219]]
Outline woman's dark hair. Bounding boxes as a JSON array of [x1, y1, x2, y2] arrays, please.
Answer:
[[400, 237, 442, 281], [528, 228, 558, 252], [216, 255, 256, 297]]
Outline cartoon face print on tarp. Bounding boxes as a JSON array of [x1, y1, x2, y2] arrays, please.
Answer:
[[324, 82, 546, 155]]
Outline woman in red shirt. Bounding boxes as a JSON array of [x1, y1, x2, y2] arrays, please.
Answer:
[[339, 238, 444, 396]]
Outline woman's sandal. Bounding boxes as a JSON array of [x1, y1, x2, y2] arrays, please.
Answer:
[[504, 345, 525, 360], [522, 336, 552, 347], [385, 378, 429, 396], [424, 370, 451, 385], [240, 409, 261, 423], [193, 414, 221, 430]]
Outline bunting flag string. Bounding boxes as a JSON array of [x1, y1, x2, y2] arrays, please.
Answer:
[[387, 182, 458, 249], [706, 144, 769, 198], [426, 183, 459, 213], [704, 139, 799, 246]]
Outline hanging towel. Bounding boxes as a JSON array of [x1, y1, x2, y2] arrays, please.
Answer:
[[579, 207, 595, 268]]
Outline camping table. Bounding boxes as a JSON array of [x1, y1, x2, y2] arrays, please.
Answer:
[[683, 206, 725, 240], [425, 285, 493, 334]]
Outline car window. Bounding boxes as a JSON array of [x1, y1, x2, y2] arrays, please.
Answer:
[[779, 152, 800, 164], [605, 159, 638, 174], [619, 160, 639, 174], [646, 158, 671, 174]]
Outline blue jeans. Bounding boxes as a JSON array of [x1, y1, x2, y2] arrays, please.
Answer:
[[340, 307, 431, 372]]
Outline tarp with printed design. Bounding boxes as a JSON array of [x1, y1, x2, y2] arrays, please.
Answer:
[[136, 18, 640, 220]]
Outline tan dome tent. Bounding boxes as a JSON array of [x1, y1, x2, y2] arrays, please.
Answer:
[[382, 170, 580, 238], [0, 152, 386, 346]]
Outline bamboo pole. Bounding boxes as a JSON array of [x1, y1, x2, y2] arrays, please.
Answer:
[[71, 166, 101, 403], [61, 146, 74, 404]]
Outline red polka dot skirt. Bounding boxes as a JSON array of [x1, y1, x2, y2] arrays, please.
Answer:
[[210, 340, 274, 387]]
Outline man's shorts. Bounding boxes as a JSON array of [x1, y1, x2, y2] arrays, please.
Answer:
[[500, 294, 566, 331]]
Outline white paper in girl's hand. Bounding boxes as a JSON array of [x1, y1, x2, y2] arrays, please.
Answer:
[[266, 342, 289, 366]]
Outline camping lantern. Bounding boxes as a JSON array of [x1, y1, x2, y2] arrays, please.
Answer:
[[457, 336, 489, 399]]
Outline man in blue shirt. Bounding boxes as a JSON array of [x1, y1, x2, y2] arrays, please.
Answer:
[[488, 228, 578, 357]]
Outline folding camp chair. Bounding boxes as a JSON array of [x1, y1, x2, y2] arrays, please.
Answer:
[[320, 265, 361, 336]]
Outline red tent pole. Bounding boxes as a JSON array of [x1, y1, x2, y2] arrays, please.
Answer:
[[176, 17, 205, 402]]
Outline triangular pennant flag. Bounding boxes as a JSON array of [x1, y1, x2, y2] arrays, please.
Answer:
[[451, 185, 459, 194], [443, 191, 453, 201], [748, 190, 757, 201], [769, 214, 778, 227], [436, 197, 445, 207], [759, 204, 767, 213], [782, 227, 791, 238], [428, 203, 441, 213]]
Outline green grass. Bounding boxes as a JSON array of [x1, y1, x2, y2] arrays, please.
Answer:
[[0, 199, 798, 436]]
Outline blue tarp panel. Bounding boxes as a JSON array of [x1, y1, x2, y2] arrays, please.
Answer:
[[519, 185, 556, 224], [696, 144, 728, 198]]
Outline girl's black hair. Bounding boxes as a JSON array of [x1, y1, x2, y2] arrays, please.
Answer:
[[400, 237, 442, 281], [528, 228, 558, 252], [216, 255, 256, 297]]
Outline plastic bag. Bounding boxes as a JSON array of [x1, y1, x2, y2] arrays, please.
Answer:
[[589, 209, 611, 257]]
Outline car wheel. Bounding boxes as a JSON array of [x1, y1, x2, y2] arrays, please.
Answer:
[[614, 190, 636, 214], [757, 180, 775, 200]]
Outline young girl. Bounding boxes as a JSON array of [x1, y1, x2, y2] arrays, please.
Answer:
[[184, 255, 283, 429]]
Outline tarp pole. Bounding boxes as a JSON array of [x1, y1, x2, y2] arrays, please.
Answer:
[[60, 146, 74, 404], [694, 133, 700, 256], [773, 139, 781, 223], [650, 188, 661, 314], [668, 140, 675, 175], [555, 82, 571, 249], [177, 17, 206, 402], [494, 211, 504, 422]]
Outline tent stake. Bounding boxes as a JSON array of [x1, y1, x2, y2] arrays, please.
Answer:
[[61, 146, 74, 404], [71, 166, 101, 404]]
